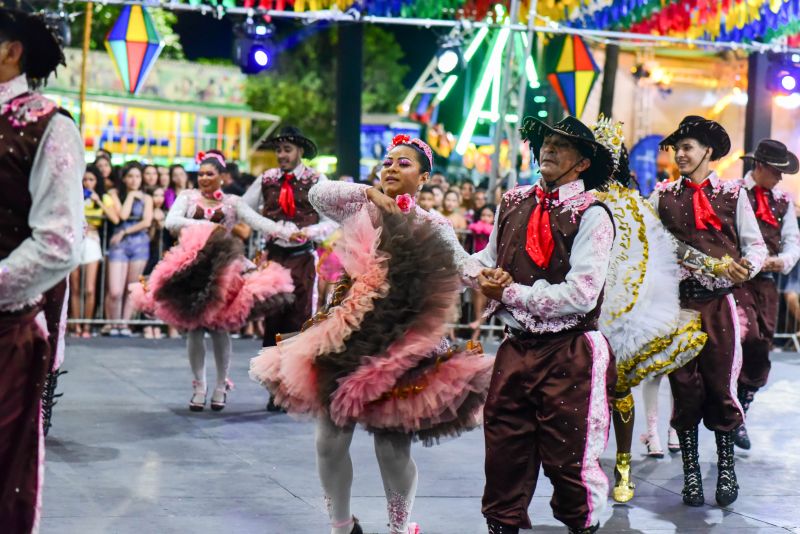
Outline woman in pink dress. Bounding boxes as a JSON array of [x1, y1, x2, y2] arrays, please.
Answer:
[[250, 136, 495, 534]]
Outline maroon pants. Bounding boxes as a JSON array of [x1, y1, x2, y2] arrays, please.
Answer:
[[734, 276, 778, 390], [669, 293, 744, 432], [0, 307, 50, 534], [482, 330, 615, 530], [262, 246, 316, 347]]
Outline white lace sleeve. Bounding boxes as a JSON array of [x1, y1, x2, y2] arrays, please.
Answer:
[[736, 188, 768, 276], [778, 201, 800, 274], [230, 195, 292, 240], [426, 208, 482, 287], [165, 190, 210, 233], [308, 180, 370, 223], [0, 114, 84, 310], [500, 206, 614, 318]]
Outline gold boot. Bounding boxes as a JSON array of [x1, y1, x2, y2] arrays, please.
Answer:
[[612, 452, 635, 503]]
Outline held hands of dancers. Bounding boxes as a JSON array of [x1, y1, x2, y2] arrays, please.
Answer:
[[724, 258, 752, 283], [478, 267, 513, 301]]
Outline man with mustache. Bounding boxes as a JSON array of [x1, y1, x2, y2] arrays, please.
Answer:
[[650, 116, 767, 508], [243, 126, 337, 411], [473, 115, 616, 534]]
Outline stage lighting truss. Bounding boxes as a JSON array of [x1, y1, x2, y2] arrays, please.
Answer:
[[436, 36, 464, 74], [234, 18, 275, 75]]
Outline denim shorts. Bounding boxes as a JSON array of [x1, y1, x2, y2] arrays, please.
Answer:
[[107, 231, 150, 262]]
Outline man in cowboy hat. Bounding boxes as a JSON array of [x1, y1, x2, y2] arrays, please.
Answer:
[[732, 139, 800, 450], [0, 6, 84, 532], [473, 115, 616, 534], [650, 115, 767, 509], [243, 126, 337, 409]]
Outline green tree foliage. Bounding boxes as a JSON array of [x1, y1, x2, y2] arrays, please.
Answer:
[[245, 25, 409, 155], [69, 5, 184, 60]]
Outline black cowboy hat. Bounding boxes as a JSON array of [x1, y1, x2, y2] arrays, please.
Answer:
[[0, 6, 65, 84], [520, 115, 615, 190], [261, 126, 318, 159], [741, 139, 799, 175], [659, 115, 731, 161]]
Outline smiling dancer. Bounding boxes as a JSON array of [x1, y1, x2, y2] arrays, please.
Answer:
[[732, 140, 800, 449], [591, 117, 707, 504], [132, 152, 295, 412], [251, 135, 492, 534], [0, 8, 84, 532], [650, 116, 767, 507]]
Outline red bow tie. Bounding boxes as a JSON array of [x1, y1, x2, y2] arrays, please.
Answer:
[[753, 185, 779, 227], [525, 186, 560, 268], [279, 172, 296, 218], [684, 179, 722, 231]]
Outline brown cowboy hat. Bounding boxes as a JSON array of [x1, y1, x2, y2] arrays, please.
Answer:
[[659, 115, 731, 161], [261, 126, 318, 159], [741, 139, 799, 174], [520, 115, 615, 190]]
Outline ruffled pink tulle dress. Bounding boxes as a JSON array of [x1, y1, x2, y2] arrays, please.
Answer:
[[131, 195, 296, 332], [250, 197, 493, 445]]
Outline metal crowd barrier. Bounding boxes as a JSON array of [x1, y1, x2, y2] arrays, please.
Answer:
[[65, 219, 800, 350]]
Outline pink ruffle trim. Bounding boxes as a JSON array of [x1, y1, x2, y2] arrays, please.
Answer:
[[249, 208, 390, 413], [356, 351, 493, 433], [130, 225, 294, 331]]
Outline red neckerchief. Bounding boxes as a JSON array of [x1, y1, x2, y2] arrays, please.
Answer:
[[278, 172, 296, 218], [525, 185, 560, 268], [684, 178, 722, 231], [753, 185, 779, 227]]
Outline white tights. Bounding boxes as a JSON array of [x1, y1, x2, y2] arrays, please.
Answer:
[[186, 329, 231, 390], [316, 416, 418, 534], [642, 374, 676, 437]]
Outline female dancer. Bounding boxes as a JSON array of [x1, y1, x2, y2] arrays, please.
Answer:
[[592, 118, 736, 502], [106, 161, 153, 337], [132, 152, 296, 411], [250, 135, 493, 534]]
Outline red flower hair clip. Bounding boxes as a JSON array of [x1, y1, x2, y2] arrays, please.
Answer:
[[386, 134, 434, 170], [195, 151, 226, 168]]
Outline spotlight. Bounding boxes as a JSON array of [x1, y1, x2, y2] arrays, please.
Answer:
[[234, 20, 275, 75], [781, 74, 797, 92], [436, 36, 463, 74]]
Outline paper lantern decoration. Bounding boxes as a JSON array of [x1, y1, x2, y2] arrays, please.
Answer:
[[544, 35, 601, 119], [104, 5, 164, 95]]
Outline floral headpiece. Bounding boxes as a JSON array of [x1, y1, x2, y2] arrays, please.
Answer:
[[592, 114, 625, 170], [195, 151, 226, 169], [386, 134, 434, 170]]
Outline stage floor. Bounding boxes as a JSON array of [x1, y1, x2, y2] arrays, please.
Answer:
[[41, 337, 800, 533]]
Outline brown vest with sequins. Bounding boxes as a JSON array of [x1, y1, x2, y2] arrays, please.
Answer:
[[261, 170, 320, 229], [657, 179, 742, 262], [744, 187, 789, 256], [0, 93, 60, 261], [495, 188, 611, 332]]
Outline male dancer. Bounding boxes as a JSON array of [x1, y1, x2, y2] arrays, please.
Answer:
[[651, 116, 767, 507], [474, 116, 616, 534], [242, 126, 336, 409], [0, 8, 84, 532], [733, 139, 800, 449]]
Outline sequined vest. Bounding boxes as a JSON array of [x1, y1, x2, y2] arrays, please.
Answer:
[[260, 168, 320, 229], [657, 179, 742, 262], [744, 187, 789, 256], [495, 188, 610, 333], [0, 92, 60, 261]]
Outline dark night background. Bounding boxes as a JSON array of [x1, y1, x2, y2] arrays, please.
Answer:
[[173, 13, 439, 88]]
